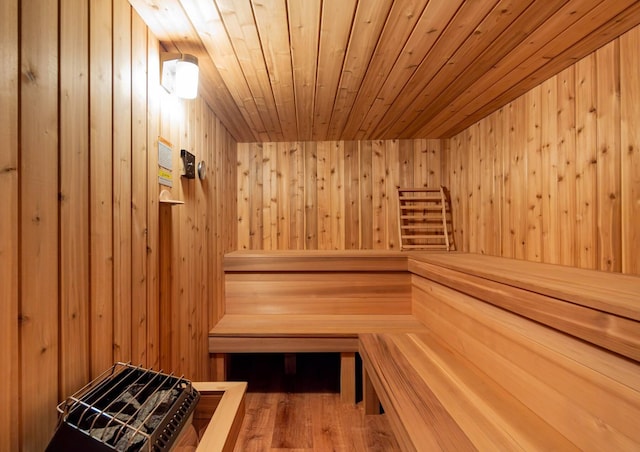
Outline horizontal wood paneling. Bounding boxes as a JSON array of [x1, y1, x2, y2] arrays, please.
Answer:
[[225, 272, 411, 315], [444, 25, 640, 275], [237, 139, 444, 250], [3, 1, 237, 449], [411, 277, 640, 450]]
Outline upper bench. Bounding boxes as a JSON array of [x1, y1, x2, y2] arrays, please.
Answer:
[[211, 250, 427, 354], [409, 253, 640, 361]]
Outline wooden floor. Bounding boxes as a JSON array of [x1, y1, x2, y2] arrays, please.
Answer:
[[227, 353, 400, 452]]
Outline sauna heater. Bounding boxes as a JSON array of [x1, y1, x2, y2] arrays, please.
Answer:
[[46, 362, 200, 452]]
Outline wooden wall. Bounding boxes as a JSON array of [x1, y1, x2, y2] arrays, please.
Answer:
[[0, 1, 236, 450], [237, 140, 444, 250], [443, 25, 640, 275]]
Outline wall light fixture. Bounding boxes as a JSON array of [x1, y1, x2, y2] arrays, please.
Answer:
[[161, 53, 199, 99]]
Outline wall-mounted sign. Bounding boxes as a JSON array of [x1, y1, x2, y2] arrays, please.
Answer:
[[158, 138, 173, 187]]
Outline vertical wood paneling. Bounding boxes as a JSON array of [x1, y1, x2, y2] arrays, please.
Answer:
[[238, 139, 444, 251], [489, 111, 503, 256], [556, 66, 577, 266], [263, 142, 278, 250], [0, 0, 18, 449], [500, 104, 513, 258], [208, 119, 220, 328], [277, 142, 290, 249], [250, 143, 264, 249], [317, 142, 331, 248], [305, 143, 318, 249], [446, 26, 640, 275], [620, 27, 640, 275], [344, 142, 360, 249], [20, 1, 59, 448], [468, 126, 480, 254], [360, 142, 374, 249], [113, 0, 133, 364], [131, 9, 148, 365], [290, 142, 305, 249], [90, 0, 114, 377], [331, 141, 345, 249], [59, 0, 90, 398], [6, 3, 238, 448], [195, 99, 208, 379], [385, 140, 400, 249], [575, 54, 597, 269], [525, 85, 542, 262], [540, 77, 559, 264], [372, 141, 386, 249], [237, 143, 250, 250], [146, 31, 161, 369], [595, 41, 621, 272]]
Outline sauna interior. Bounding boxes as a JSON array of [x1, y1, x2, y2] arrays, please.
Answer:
[[2, 0, 640, 450]]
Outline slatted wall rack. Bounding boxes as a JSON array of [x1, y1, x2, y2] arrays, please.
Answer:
[[397, 187, 451, 251]]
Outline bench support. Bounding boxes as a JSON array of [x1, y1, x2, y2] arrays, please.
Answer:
[[362, 365, 380, 415], [340, 352, 356, 404], [212, 351, 357, 404]]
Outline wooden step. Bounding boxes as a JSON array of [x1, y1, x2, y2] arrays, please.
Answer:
[[401, 235, 446, 240], [401, 244, 449, 249], [401, 215, 443, 220], [399, 196, 442, 201], [400, 205, 443, 211]]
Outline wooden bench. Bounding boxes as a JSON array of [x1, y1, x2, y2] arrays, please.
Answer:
[[210, 250, 427, 402], [360, 255, 640, 451]]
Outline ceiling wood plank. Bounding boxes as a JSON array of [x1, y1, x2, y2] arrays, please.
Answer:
[[340, 0, 430, 140], [326, 0, 393, 140], [353, 0, 467, 140], [354, 0, 503, 140], [216, 0, 284, 141], [312, 0, 357, 141], [362, 0, 508, 139], [251, 0, 298, 139], [425, 0, 640, 137], [373, 0, 540, 139], [180, 0, 270, 141], [418, 0, 634, 133], [288, 0, 322, 141]]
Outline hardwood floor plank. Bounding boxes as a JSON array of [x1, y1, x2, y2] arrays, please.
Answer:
[[229, 353, 399, 451], [272, 393, 313, 449]]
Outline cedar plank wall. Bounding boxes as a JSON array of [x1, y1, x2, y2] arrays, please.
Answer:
[[0, 1, 236, 450], [236, 24, 640, 274], [237, 140, 444, 250], [443, 26, 640, 275]]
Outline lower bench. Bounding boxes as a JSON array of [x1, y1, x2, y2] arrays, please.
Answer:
[[360, 277, 640, 451], [360, 333, 575, 451], [209, 314, 427, 403]]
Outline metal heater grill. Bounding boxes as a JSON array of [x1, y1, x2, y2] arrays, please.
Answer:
[[47, 363, 200, 452]]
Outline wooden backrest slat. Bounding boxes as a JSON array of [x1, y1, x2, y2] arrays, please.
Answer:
[[224, 250, 407, 272], [409, 260, 640, 361], [412, 277, 640, 450], [393, 333, 578, 451], [225, 271, 411, 315], [412, 253, 640, 321]]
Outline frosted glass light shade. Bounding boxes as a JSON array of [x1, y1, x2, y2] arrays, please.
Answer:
[[161, 53, 199, 99], [175, 59, 199, 99]]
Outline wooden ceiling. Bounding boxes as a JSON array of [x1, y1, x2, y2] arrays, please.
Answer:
[[129, 0, 640, 143]]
